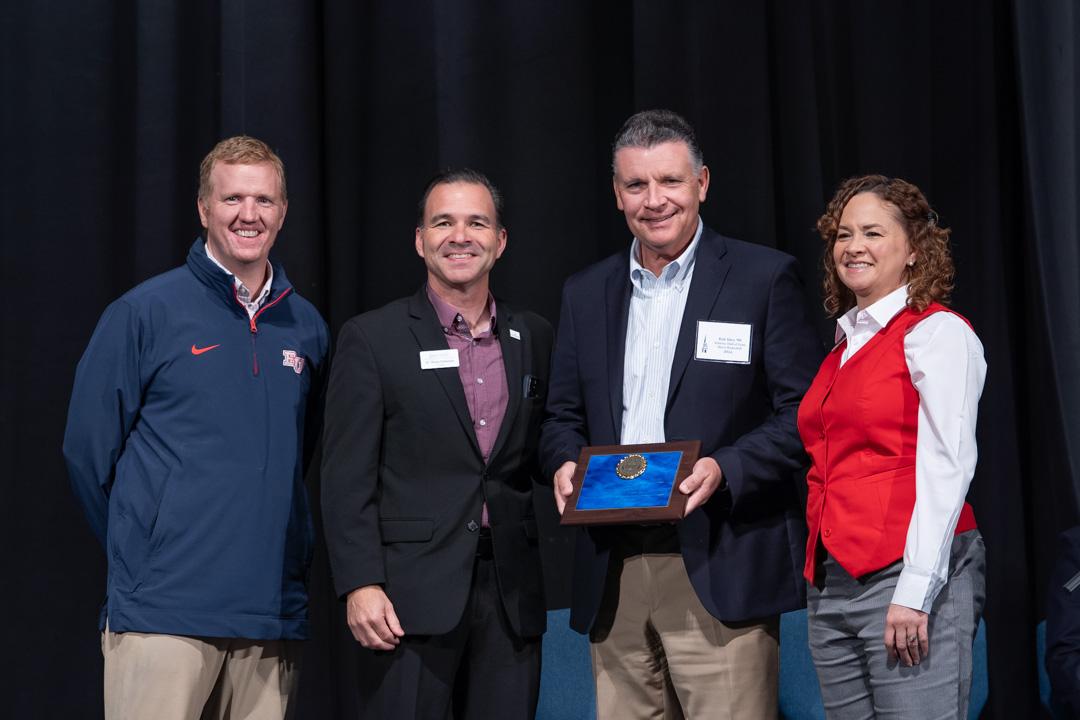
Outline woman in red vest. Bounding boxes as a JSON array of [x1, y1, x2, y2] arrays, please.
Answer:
[[798, 175, 986, 718]]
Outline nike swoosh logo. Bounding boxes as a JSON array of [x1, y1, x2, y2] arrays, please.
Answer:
[[191, 344, 221, 355]]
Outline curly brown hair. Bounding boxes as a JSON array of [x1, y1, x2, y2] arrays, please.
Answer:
[[816, 174, 954, 316]]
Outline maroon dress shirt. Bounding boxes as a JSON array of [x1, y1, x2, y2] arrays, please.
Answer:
[[426, 286, 509, 525]]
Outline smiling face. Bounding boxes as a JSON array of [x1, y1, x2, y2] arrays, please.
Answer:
[[833, 192, 916, 309], [197, 161, 287, 286], [612, 141, 709, 272], [415, 181, 507, 296]]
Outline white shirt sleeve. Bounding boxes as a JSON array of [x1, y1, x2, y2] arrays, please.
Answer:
[[891, 312, 987, 612]]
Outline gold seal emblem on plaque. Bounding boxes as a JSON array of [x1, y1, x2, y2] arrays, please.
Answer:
[[615, 453, 648, 480]]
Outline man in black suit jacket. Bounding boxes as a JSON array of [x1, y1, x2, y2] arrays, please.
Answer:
[[322, 169, 552, 719], [540, 110, 823, 718]]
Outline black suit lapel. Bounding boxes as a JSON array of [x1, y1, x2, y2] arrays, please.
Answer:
[[407, 289, 482, 458], [489, 307, 524, 463], [605, 258, 633, 440], [667, 230, 731, 406]]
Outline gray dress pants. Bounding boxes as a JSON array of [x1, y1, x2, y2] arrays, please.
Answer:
[[807, 530, 985, 719]]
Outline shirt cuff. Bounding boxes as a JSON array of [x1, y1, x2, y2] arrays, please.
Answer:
[[892, 566, 939, 613]]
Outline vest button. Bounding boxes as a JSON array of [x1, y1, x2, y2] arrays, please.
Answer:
[[466, 520, 479, 532], [823, 528, 832, 538]]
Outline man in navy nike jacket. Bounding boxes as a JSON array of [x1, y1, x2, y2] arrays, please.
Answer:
[[63, 136, 329, 720]]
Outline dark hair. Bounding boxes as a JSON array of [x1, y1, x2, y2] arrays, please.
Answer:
[[416, 168, 505, 229], [816, 174, 954, 316], [199, 135, 286, 203], [612, 109, 704, 172]]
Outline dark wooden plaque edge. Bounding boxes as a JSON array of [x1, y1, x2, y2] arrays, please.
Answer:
[[560, 440, 701, 526]]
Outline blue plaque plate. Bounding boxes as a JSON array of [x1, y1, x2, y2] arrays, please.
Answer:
[[561, 441, 701, 526], [576, 451, 683, 510]]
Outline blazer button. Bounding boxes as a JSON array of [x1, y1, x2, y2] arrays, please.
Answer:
[[466, 521, 479, 532], [823, 528, 832, 538]]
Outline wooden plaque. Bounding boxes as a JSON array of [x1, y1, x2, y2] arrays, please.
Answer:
[[560, 440, 701, 526]]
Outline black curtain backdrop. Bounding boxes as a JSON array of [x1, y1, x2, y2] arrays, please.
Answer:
[[3, 1, 1077, 717]]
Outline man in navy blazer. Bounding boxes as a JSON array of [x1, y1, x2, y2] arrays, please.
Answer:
[[540, 109, 823, 718]]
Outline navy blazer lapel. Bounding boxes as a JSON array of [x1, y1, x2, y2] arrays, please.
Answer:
[[667, 229, 731, 406], [489, 306, 523, 463], [407, 288, 482, 458], [605, 256, 633, 440]]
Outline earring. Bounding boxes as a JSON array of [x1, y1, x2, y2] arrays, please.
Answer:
[[907, 259, 915, 267]]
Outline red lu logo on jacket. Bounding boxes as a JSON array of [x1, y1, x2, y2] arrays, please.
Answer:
[[282, 349, 305, 375]]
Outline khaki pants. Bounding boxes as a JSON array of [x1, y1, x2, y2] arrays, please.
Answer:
[[102, 626, 300, 720], [590, 553, 779, 720]]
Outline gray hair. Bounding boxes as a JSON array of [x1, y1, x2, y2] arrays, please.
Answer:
[[611, 109, 704, 173]]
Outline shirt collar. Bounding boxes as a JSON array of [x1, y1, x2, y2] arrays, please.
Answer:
[[204, 240, 273, 305], [835, 284, 909, 343], [425, 284, 498, 336], [628, 217, 703, 289]]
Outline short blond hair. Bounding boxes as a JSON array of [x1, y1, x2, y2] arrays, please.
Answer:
[[198, 136, 287, 203]]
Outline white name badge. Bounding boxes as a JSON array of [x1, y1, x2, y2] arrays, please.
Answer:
[[509, 328, 521, 340], [419, 348, 460, 370], [695, 321, 752, 364]]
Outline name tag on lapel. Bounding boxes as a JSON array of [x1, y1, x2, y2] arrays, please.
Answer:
[[419, 349, 460, 370], [695, 321, 752, 364], [509, 328, 521, 340]]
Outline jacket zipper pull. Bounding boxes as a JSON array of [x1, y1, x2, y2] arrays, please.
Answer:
[[250, 317, 259, 375]]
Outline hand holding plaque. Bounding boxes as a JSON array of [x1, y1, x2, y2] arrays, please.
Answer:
[[559, 441, 701, 526]]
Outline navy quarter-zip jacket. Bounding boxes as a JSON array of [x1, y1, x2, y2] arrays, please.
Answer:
[[63, 239, 329, 640]]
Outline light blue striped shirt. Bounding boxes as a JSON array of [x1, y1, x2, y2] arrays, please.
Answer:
[[620, 219, 704, 444]]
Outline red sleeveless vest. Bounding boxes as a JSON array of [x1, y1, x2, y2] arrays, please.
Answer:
[[798, 302, 977, 584]]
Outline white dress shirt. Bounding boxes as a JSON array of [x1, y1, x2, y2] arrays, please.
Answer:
[[835, 285, 986, 612], [620, 219, 703, 444]]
